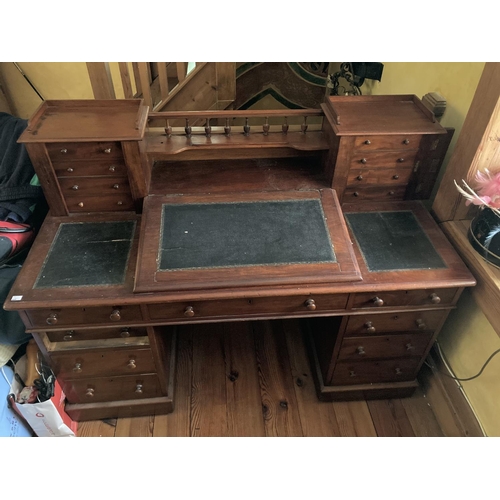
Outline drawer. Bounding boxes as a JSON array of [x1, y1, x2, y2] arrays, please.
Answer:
[[58, 176, 130, 197], [47, 142, 123, 160], [54, 159, 127, 178], [330, 357, 421, 385], [148, 294, 349, 321], [51, 347, 155, 379], [345, 310, 447, 336], [349, 151, 417, 169], [350, 288, 459, 309], [45, 326, 147, 343], [347, 167, 413, 187], [65, 193, 135, 213], [353, 135, 422, 151], [62, 374, 161, 403], [337, 333, 432, 361], [27, 305, 143, 328], [344, 185, 407, 201]]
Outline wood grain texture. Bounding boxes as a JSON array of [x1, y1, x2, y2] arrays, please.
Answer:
[[114, 415, 155, 437], [367, 399, 416, 437], [86, 62, 116, 100], [77, 419, 116, 437], [401, 387, 444, 437], [332, 401, 377, 436]]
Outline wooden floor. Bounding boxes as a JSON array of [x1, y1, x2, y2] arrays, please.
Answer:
[[76, 319, 481, 437]]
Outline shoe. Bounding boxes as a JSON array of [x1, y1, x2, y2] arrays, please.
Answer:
[[0, 221, 35, 266]]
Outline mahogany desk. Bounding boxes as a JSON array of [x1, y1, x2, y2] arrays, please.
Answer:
[[4, 97, 475, 421]]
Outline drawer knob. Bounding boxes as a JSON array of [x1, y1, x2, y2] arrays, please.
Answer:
[[353, 192, 359, 197], [60, 148, 68, 154], [109, 165, 116, 172], [127, 359, 137, 370], [85, 388, 95, 397], [135, 384, 143, 394], [120, 328, 131, 338], [305, 299, 316, 311], [184, 306, 195, 317], [103, 148, 112, 154], [364, 140, 371, 145], [388, 191, 395, 196], [71, 185, 79, 190], [349, 371, 357, 377], [46, 312, 58, 325], [78, 202, 84, 208], [356, 346, 366, 356], [73, 362, 83, 373], [356, 175, 363, 181], [364, 321, 376, 333], [360, 158, 367, 164], [430, 293, 441, 304], [406, 343, 415, 351], [66, 167, 74, 173], [110, 309, 121, 321], [372, 296, 384, 307], [117, 201, 123, 206], [113, 184, 120, 190], [392, 174, 399, 180], [63, 330, 75, 341], [395, 368, 403, 375], [403, 139, 410, 145], [397, 158, 405, 163], [415, 319, 427, 330]]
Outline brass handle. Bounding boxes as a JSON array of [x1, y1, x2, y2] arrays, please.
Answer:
[[372, 296, 384, 307], [46, 312, 58, 325], [135, 384, 143, 394], [305, 299, 316, 311], [110, 309, 121, 321], [63, 330, 75, 341], [349, 371, 357, 377], [392, 174, 399, 180], [416, 319, 426, 330], [66, 167, 74, 173], [60, 148, 68, 154], [403, 139, 410, 145], [430, 293, 441, 304], [356, 175, 363, 181], [85, 388, 95, 397], [397, 158, 405, 163], [356, 346, 366, 356], [360, 158, 367, 164], [120, 328, 131, 338], [71, 185, 79, 190], [73, 362, 82, 373], [406, 343, 415, 351], [395, 368, 402, 375], [108, 165, 116, 172], [78, 202, 84, 208], [184, 306, 195, 317], [364, 321, 376, 333], [364, 140, 371, 145], [103, 148, 112, 154], [113, 184, 120, 190], [127, 359, 137, 370]]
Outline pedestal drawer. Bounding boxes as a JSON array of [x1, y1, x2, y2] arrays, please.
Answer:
[[51, 347, 156, 379], [330, 357, 421, 385], [353, 135, 422, 151], [347, 167, 412, 187], [65, 193, 135, 212], [349, 151, 417, 169], [344, 186, 407, 201], [350, 288, 459, 309], [62, 374, 161, 403], [47, 141, 123, 160], [54, 159, 127, 177], [58, 176, 130, 196], [45, 326, 147, 343], [337, 333, 432, 361]]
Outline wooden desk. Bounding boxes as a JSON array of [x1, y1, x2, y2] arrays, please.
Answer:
[[4, 97, 475, 421]]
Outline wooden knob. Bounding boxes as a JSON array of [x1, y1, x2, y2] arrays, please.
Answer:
[[71, 185, 79, 190], [406, 343, 415, 351], [403, 139, 410, 145], [63, 330, 75, 341], [127, 359, 137, 370], [85, 388, 94, 397], [120, 328, 131, 338], [397, 158, 405, 163], [66, 167, 74, 173], [184, 306, 195, 317], [73, 362, 82, 373], [364, 321, 376, 333], [110, 309, 121, 321], [135, 384, 143, 394], [393, 174, 399, 180], [356, 346, 366, 356], [360, 158, 367, 164], [113, 184, 120, 190], [416, 319, 426, 330], [104, 148, 112, 154], [389, 191, 395, 196], [108, 165, 116, 172], [117, 201, 123, 206], [78, 202, 84, 208], [372, 296, 384, 307], [349, 371, 357, 377], [395, 368, 402, 375], [430, 293, 441, 304], [364, 140, 371, 145], [356, 175, 363, 181], [353, 192, 359, 197], [60, 148, 68, 154], [46, 312, 58, 325], [305, 299, 316, 311]]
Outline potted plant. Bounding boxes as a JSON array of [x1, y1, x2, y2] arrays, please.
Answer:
[[455, 169, 500, 268]]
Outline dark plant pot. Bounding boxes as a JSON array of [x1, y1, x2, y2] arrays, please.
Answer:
[[468, 206, 500, 268]]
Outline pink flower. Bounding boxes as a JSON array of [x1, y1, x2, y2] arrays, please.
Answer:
[[472, 169, 500, 208]]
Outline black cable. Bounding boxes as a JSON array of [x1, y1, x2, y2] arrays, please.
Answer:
[[426, 344, 500, 381]]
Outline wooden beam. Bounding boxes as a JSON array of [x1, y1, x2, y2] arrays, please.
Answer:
[[86, 62, 116, 99], [176, 62, 186, 82], [215, 62, 236, 104], [118, 62, 134, 99], [157, 62, 170, 104], [137, 62, 153, 109], [432, 63, 500, 222], [131, 62, 142, 97]]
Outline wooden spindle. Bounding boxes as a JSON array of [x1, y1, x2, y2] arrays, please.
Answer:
[[185, 118, 192, 138], [243, 117, 250, 136], [282, 117, 289, 134], [205, 118, 211, 138], [263, 117, 270, 136], [301, 116, 308, 133], [165, 119, 172, 138], [224, 117, 231, 136]]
